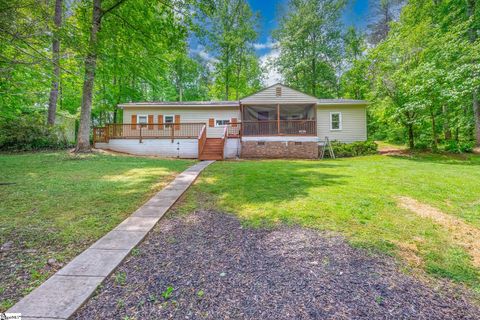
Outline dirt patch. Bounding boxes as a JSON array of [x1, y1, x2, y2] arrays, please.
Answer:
[[391, 240, 423, 268], [74, 211, 479, 319], [397, 196, 480, 268]]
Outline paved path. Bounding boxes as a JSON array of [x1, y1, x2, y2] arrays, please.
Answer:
[[7, 161, 214, 320]]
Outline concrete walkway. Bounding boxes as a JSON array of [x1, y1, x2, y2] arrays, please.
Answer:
[[7, 161, 214, 320]]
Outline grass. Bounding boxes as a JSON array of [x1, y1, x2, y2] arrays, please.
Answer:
[[0, 151, 193, 311], [375, 140, 408, 151], [177, 153, 480, 292]]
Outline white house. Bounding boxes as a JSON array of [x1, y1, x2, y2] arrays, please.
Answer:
[[94, 83, 368, 159]]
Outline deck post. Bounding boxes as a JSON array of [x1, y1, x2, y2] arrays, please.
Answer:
[[277, 104, 280, 135], [139, 125, 143, 143]]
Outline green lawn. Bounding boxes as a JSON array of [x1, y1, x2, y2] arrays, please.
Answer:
[[0, 151, 193, 311], [177, 153, 480, 292]]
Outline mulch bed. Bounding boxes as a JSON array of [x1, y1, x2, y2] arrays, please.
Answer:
[[74, 211, 480, 319]]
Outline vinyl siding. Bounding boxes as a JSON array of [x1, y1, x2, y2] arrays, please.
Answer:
[[123, 107, 240, 138], [96, 139, 198, 158], [241, 84, 318, 104], [317, 105, 367, 142]]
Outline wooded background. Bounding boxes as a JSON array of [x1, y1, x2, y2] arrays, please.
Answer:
[[0, 0, 479, 152]]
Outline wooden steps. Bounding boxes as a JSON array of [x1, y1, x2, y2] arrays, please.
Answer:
[[199, 138, 224, 160]]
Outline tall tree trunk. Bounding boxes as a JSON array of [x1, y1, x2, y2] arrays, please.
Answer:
[[225, 47, 230, 100], [474, 89, 480, 145], [407, 123, 415, 149], [75, 0, 102, 152], [467, 0, 480, 145], [430, 108, 438, 150], [442, 104, 452, 140], [47, 0, 63, 125]]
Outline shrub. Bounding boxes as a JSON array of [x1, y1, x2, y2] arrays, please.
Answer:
[[330, 141, 378, 158], [412, 140, 430, 150], [443, 140, 474, 154], [0, 111, 73, 151]]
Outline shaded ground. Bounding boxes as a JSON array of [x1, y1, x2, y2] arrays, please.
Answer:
[[75, 211, 480, 319]]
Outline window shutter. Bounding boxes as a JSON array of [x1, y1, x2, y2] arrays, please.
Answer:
[[148, 115, 154, 130], [174, 115, 180, 130], [231, 118, 237, 127], [157, 115, 163, 129], [209, 118, 214, 127], [131, 115, 137, 130]]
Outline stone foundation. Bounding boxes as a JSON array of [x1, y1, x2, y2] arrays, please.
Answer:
[[241, 141, 318, 159]]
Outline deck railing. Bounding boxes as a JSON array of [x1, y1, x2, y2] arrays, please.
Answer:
[[93, 123, 205, 143], [227, 120, 316, 137], [93, 120, 317, 143]]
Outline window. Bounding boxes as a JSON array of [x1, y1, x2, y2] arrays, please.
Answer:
[[164, 115, 174, 124], [215, 119, 229, 127], [330, 112, 342, 131], [137, 115, 148, 124]]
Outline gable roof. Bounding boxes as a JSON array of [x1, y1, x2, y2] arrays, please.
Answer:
[[240, 83, 319, 104]]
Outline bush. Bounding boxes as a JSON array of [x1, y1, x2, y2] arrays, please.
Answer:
[[0, 111, 73, 151], [330, 141, 378, 158], [443, 140, 474, 154], [413, 140, 430, 151]]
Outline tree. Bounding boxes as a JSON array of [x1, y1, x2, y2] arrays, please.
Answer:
[[273, 0, 346, 98], [368, 0, 480, 149], [466, 0, 480, 145], [199, 0, 262, 100], [76, 0, 127, 152], [47, 0, 63, 125], [367, 0, 403, 45], [340, 27, 369, 100]]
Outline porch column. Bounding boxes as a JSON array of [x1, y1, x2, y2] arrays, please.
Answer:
[[277, 103, 280, 135]]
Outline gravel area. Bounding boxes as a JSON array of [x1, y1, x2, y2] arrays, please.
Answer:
[[74, 211, 480, 319]]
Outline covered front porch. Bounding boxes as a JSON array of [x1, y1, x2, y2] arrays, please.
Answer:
[[234, 104, 317, 137]]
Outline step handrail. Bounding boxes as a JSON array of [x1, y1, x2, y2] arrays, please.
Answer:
[[220, 125, 228, 160], [198, 124, 207, 157]]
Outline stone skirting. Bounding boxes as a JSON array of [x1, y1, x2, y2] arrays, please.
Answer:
[[241, 141, 318, 159]]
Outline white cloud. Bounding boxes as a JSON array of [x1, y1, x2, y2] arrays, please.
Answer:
[[253, 40, 278, 51], [259, 48, 282, 86], [190, 45, 219, 71]]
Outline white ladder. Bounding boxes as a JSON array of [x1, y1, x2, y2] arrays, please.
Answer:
[[319, 136, 335, 159]]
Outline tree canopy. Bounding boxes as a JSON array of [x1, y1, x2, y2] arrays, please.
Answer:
[[1, 0, 479, 151]]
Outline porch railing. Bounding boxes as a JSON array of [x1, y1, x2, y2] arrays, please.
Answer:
[[227, 120, 316, 137], [93, 123, 205, 143]]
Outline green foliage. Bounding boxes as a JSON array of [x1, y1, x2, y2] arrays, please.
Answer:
[[198, 0, 263, 100], [443, 140, 475, 153], [330, 141, 378, 157], [273, 0, 346, 98], [114, 271, 127, 286], [362, 0, 480, 149], [0, 110, 72, 151], [0, 0, 263, 132], [161, 286, 174, 300]]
